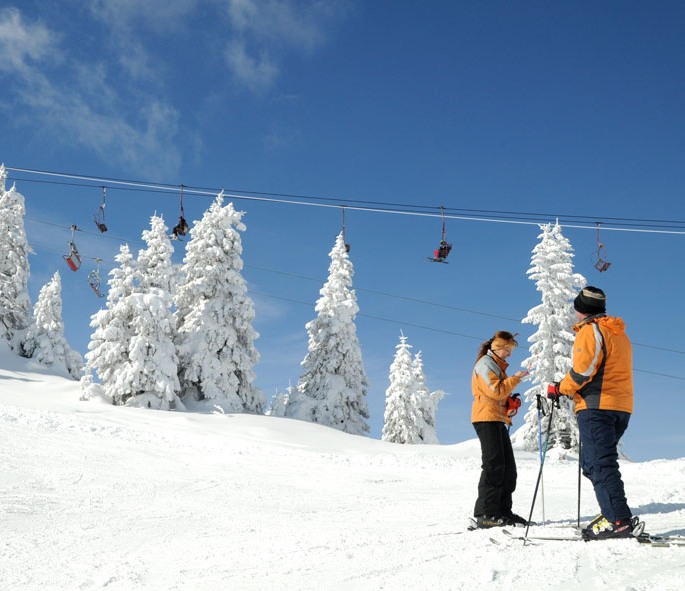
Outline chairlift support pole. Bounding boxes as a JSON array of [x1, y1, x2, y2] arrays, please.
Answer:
[[342, 206, 350, 252]]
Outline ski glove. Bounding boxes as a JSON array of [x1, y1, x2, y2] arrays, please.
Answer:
[[546, 382, 561, 400], [506, 393, 522, 417]]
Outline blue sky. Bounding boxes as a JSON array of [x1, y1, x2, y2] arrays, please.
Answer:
[[1, 1, 684, 461]]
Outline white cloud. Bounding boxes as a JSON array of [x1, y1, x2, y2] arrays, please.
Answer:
[[224, 38, 279, 92], [263, 122, 302, 151], [0, 7, 60, 74], [89, 0, 198, 33], [226, 0, 326, 50], [0, 7, 183, 179], [220, 0, 352, 92]]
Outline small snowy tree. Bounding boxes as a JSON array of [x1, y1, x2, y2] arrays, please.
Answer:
[[286, 232, 370, 435], [382, 334, 425, 443], [412, 351, 444, 444], [174, 193, 264, 413], [82, 244, 138, 403], [265, 384, 294, 417], [0, 171, 32, 351], [512, 222, 586, 453], [22, 271, 82, 379]]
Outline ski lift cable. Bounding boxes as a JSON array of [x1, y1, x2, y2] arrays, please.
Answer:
[[26, 215, 145, 246], [245, 264, 520, 321], [13, 172, 685, 231], [30, 240, 115, 265], [248, 289, 484, 341], [10, 165, 685, 229], [27, 236, 685, 357], [244, 263, 685, 355], [249, 290, 685, 374], [24, 237, 685, 358], [7, 165, 685, 234]]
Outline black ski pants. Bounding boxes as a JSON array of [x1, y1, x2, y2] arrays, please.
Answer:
[[473, 421, 517, 518]]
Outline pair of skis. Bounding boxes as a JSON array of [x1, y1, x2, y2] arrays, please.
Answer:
[[497, 525, 685, 547]]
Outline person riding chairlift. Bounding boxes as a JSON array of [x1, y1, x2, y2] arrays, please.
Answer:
[[434, 240, 452, 261]]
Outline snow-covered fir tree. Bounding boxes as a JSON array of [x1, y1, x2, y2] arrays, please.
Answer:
[[0, 169, 32, 352], [265, 384, 294, 417], [174, 194, 264, 413], [412, 351, 444, 444], [137, 215, 177, 295], [82, 244, 138, 403], [286, 232, 370, 435], [22, 271, 82, 379], [122, 215, 180, 409], [382, 334, 426, 444], [512, 222, 586, 453]]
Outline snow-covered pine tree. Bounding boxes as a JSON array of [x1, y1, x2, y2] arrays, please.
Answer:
[[382, 333, 425, 443], [412, 351, 444, 444], [82, 244, 138, 403], [122, 215, 180, 409], [0, 169, 32, 352], [174, 193, 264, 413], [265, 385, 294, 417], [22, 271, 82, 379], [286, 232, 370, 435], [512, 222, 586, 453]]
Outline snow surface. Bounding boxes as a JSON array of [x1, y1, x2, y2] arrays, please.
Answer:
[[2, 344, 684, 590]]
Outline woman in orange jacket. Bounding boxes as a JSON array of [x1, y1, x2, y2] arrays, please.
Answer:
[[471, 331, 529, 528]]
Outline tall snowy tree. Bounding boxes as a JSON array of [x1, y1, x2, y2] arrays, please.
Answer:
[[382, 334, 425, 443], [22, 271, 82, 379], [0, 170, 32, 352], [512, 222, 586, 453], [174, 193, 264, 413], [412, 351, 444, 444], [286, 232, 370, 435], [121, 215, 180, 409], [82, 244, 138, 403]]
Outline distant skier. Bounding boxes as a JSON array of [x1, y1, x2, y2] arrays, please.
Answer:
[[547, 286, 637, 540], [471, 331, 529, 528]]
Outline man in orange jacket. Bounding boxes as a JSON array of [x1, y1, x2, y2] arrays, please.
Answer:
[[548, 286, 637, 540]]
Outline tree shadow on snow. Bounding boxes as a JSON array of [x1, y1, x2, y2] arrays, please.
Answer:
[[0, 373, 41, 383]]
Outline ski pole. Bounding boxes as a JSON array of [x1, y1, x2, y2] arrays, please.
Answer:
[[524, 394, 558, 539], [536, 394, 546, 525], [577, 440, 582, 529]]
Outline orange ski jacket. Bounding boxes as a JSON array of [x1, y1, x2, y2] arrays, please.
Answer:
[[559, 314, 633, 414], [471, 351, 522, 426]]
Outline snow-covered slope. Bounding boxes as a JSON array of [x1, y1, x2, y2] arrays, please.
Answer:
[[1, 344, 684, 590]]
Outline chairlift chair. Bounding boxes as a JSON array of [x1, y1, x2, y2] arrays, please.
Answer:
[[88, 259, 105, 298], [171, 185, 189, 240], [94, 186, 108, 233], [427, 206, 453, 263], [595, 223, 611, 272], [63, 225, 81, 271]]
